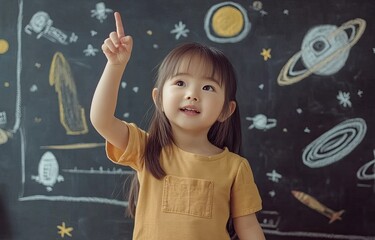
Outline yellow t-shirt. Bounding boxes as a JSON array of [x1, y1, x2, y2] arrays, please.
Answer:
[[106, 123, 262, 240]]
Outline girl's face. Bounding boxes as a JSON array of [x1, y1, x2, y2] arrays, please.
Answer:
[[157, 55, 227, 134]]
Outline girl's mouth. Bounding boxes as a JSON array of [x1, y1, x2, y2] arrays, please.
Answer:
[[180, 107, 200, 114]]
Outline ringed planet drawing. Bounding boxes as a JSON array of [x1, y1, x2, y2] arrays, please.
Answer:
[[278, 18, 366, 86], [302, 118, 367, 168]]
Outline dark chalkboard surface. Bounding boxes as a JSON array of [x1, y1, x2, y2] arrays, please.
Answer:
[[1, 0, 374, 239]]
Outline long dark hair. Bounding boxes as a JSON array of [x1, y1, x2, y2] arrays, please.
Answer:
[[126, 42, 242, 239]]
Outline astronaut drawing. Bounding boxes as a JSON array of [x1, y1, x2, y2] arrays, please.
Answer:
[[25, 11, 72, 45]]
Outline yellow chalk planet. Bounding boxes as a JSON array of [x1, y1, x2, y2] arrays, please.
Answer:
[[212, 6, 244, 37], [0, 39, 9, 54], [0, 129, 9, 145]]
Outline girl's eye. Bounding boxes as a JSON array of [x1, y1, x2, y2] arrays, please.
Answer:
[[175, 80, 185, 86], [202, 85, 214, 91]]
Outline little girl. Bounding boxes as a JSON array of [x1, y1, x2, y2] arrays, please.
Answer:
[[91, 12, 265, 240]]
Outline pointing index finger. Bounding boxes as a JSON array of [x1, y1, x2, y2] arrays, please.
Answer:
[[114, 12, 125, 38]]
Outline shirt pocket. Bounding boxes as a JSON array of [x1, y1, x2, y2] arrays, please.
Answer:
[[162, 175, 214, 219]]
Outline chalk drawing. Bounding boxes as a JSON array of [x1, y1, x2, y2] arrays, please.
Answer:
[[357, 150, 375, 180], [246, 114, 277, 130], [303, 118, 367, 168], [49, 52, 88, 135], [170, 21, 190, 40], [91, 2, 113, 23], [204, 2, 251, 43], [337, 91, 352, 107], [25, 11, 76, 45], [31, 151, 64, 192], [278, 19, 366, 86], [57, 222, 73, 238], [292, 190, 345, 224]]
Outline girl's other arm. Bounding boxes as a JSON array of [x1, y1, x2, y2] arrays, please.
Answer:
[[90, 12, 133, 152], [234, 213, 266, 240]]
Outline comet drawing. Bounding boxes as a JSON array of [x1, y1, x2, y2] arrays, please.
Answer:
[[291, 190, 345, 224]]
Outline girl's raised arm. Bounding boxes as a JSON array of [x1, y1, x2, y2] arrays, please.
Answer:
[[90, 12, 133, 152]]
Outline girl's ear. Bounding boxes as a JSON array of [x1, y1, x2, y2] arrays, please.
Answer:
[[152, 88, 164, 112], [218, 101, 236, 122], [152, 88, 158, 106]]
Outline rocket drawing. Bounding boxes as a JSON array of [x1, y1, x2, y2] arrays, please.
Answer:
[[291, 190, 345, 224]]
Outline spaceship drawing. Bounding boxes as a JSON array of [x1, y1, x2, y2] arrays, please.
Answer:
[[292, 190, 345, 224], [278, 18, 366, 86]]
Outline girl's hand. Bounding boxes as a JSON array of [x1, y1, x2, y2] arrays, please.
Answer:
[[101, 12, 133, 66]]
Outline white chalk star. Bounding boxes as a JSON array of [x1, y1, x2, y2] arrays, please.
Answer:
[[337, 91, 352, 108], [170, 21, 190, 40], [266, 170, 282, 183]]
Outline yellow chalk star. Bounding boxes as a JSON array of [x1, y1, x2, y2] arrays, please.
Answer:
[[57, 222, 73, 238], [260, 48, 271, 61]]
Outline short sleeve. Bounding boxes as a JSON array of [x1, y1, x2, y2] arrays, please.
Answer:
[[105, 122, 147, 172], [230, 160, 262, 218]]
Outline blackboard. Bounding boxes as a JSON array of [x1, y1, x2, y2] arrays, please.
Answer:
[[1, 0, 374, 239]]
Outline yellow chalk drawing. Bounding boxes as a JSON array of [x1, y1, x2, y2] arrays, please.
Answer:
[[0, 39, 9, 54], [260, 48, 272, 61], [57, 222, 73, 238], [0, 129, 12, 145], [212, 6, 244, 37], [49, 52, 88, 135], [41, 142, 105, 150], [292, 190, 345, 224]]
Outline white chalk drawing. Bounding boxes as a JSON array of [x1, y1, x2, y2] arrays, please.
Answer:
[[278, 18, 366, 86], [258, 211, 281, 229], [170, 21, 190, 40], [250, 1, 263, 11], [91, 2, 113, 23], [132, 87, 139, 93], [0, 111, 7, 126], [30, 84, 38, 92], [31, 151, 64, 192], [266, 170, 282, 183], [62, 167, 133, 175], [303, 118, 367, 168], [260, 10, 268, 16], [14, 2, 128, 207], [204, 2, 251, 43], [269, 190, 276, 197], [70, 33, 78, 43], [83, 44, 99, 56], [356, 150, 375, 180], [357, 89, 363, 97], [263, 229, 374, 240], [25, 11, 77, 45], [121, 81, 127, 89], [337, 91, 352, 107], [246, 114, 277, 130]]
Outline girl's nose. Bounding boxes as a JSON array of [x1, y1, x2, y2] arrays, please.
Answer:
[[186, 95, 198, 101]]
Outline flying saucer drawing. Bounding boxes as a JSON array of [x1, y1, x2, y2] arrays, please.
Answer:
[[278, 18, 366, 86], [302, 118, 367, 168]]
